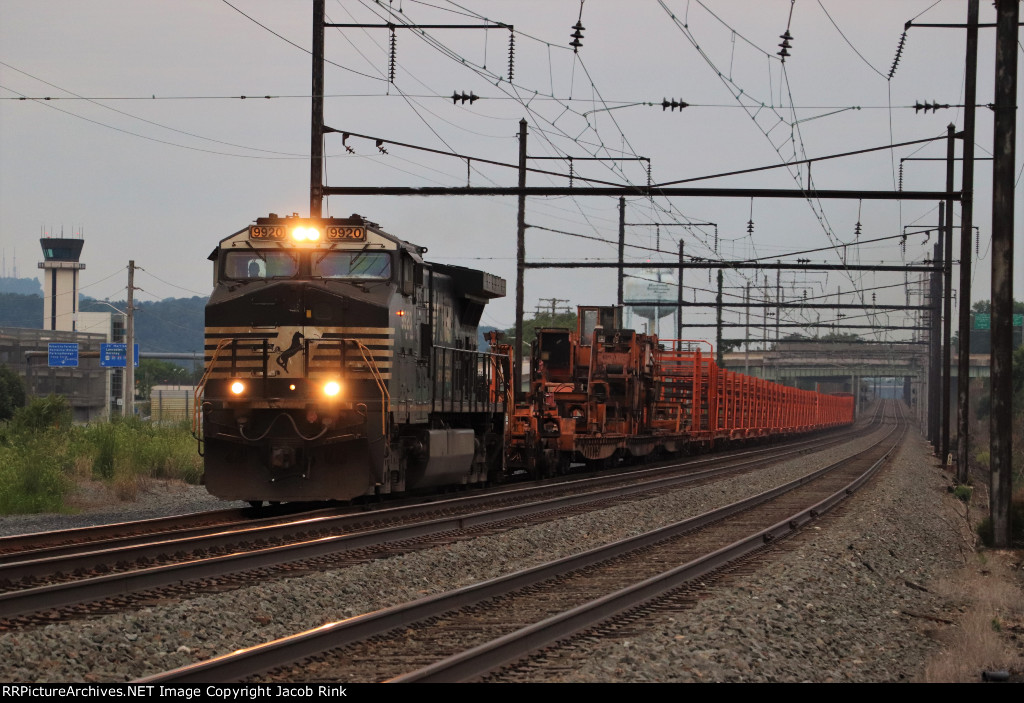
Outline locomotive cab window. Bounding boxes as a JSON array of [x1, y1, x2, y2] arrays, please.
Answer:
[[224, 251, 298, 281], [314, 251, 391, 280]]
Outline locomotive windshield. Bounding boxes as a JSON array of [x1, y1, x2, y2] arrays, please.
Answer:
[[224, 250, 298, 280], [313, 251, 391, 280], [221, 249, 392, 282]]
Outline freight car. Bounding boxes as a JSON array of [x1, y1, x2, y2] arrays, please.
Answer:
[[195, 213, 508, 506], [194, 214, 854, 506], [505, 306, 855, 477]]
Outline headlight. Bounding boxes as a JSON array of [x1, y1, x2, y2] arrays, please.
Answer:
[[230, 380, 246, 395], [292, 226, 320, 242], [323, 380, 341, 397]]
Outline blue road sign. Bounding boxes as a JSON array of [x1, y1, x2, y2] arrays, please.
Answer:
[[48, 342, 79, 367], [100, 343, 139, 368]]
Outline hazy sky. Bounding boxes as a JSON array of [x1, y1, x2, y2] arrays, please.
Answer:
[[1, 0, 1020, 343]]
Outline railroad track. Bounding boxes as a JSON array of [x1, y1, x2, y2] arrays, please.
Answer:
[[0, 410, 883, 628], [137, 401, 903, 683]]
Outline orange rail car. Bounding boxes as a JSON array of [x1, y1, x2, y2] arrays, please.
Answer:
[[504, 306, 855, 477]]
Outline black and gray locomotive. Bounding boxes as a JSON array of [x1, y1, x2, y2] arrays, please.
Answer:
[[199, 213, 508, 505]]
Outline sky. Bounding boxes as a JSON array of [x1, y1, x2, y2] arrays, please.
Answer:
[[1, 0, 1020, 346]]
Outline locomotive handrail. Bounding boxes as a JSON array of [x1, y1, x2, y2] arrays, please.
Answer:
[[342, 338, 391, 441], [432, 346, 508, 416], [192, 337, 237, 440]]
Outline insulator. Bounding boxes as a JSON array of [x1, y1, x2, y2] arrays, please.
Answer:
[[888, 31, 907, 80], [747, 219, 754, 235], [646, 162, 652, 188], [898, 163, 904, 191], [777, 30, 793, 61], [570, 20, 585, 52], [375, 139, 388, 155], [507, 30, 515, 81], [976, 228, 980, 257], [451, 91, 479, 105], [854, 221, 862, 238], [389, 28, 397, 83], [661, 98, 689, 111]]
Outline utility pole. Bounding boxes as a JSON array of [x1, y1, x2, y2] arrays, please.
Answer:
[[617, 196, 625, 306], [941, 124, 955, 465], [929, 239, 942, 450], [775, 270, 781, 345], [956, 0, 979, 483], [534, 298, 571, 317], [514, 118, 527, 403], [744, 283, 750, 375], [989, 0, 1017, 548], [676, 240, 684, 346], [716, 270, 724, 366], [124, 261, 135, 419], [310, 0, 325, 218]]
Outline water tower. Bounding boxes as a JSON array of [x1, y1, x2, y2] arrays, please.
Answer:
[[623, 268, 678, 337]]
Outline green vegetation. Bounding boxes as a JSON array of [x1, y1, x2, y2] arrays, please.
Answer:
[[135, 358, 202, 399], [0, 292, 206, 355], [502, 311, 579, 357], [0, 395, 201, 515], [953, 484, 973, 502], [0, 364, 26, 421]]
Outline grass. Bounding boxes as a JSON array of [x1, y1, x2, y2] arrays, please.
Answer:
[[953, 484, 973, 502], [0, 396, 202, 515], [921, 553, 1024, 682]]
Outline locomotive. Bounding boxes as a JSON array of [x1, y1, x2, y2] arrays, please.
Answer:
[[195, 213, 854, 506], [197, 213, 508, 505]]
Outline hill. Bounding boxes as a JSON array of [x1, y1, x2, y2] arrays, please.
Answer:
[[0, 277, 42, 296], [0, 293, 205, 355]]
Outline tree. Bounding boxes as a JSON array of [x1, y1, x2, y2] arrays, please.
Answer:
[[0, 365, 26, 421], [503, 311, 578, 356], [819, 332, 862, 343], [971, 299, 1024, 315], [134, 359, 191, 399]]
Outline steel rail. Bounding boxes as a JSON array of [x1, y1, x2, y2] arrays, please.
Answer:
[[0, 417, 875, 599], [0, 506, 332, 563], [137, 405, 898, 683], [397, 407, 905, 682]]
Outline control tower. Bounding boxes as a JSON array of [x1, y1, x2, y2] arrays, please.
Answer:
[[38, 237, 85, 331]]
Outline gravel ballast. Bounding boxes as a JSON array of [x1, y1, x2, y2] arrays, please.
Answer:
[[0, 424, 1012, 682]]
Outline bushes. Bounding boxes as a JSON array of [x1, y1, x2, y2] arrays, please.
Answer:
[[0, 395, 74, 514], [80, 419, 202, 499], [0, 396, 201, 515]]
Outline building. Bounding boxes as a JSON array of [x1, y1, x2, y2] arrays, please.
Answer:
[[38, 237, 85, 332], [0, 327, 108, 422], [0, 237, 121, 422]]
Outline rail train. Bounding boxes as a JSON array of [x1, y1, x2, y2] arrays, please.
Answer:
[[195, 214, 854, 505]]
